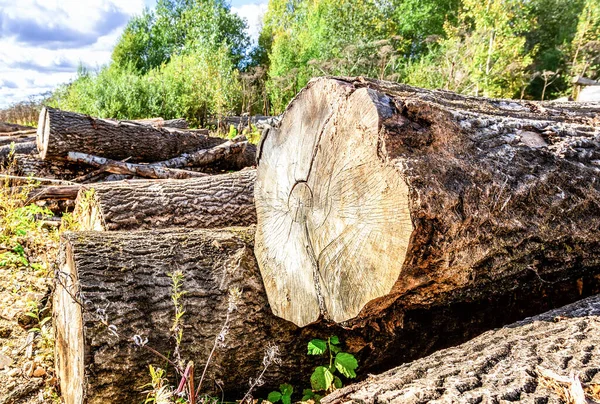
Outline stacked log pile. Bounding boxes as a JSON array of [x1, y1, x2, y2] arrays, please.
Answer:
[[38, 78, 600, 403]]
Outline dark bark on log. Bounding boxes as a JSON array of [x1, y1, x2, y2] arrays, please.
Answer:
[[323, 294, 600, 404], [24, 185, 82, 202], [67, 152, 209, 179], [8, 153, 97, 180], [0, 131, 36, 146], [255, 76, 600, 327], [37, 107, 222, 162], [0, 142, 36, 165], [0, 174, 75, 185], [164, 118, 189, 129], [53, 228, 600, 404], [75, 170, 256, 230], [0, 122, 34, 133]]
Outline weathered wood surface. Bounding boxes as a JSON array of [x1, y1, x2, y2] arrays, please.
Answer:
[[159, 139, 256, 171], [0, 132, 36, 146], [120, 117, 189, 129], [324, 294, 600, 404], [37, 107, 222, 162], [8, 153, 96, 180], [67, 152, 209, 179], [53, 227, 600, 404], [75, 170, 256, 231], [0, 141, 36, 164], [255, 76, 600, 327], [0, 122, 34, 133]]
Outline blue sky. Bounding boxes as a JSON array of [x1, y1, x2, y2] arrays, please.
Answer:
[[0, 0, 268, 108]]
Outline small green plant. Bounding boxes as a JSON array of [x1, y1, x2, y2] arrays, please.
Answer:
[[267, 383, 293, 404], [302, 336, 358, 403], [228, 124, 238, 139]]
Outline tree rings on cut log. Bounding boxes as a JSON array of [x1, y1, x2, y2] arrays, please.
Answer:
[[255, 76, 600, 327], [255, 79, 412, 326]]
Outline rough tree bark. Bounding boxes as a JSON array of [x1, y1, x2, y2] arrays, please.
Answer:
[[323, 294, 600, 404], [0, 141, 36, 164], [255, 76, 600, 327], [37, 107, 222, 162], [7, 153, 96, 180], [74, 170, 256, 231], [53, 228, 600, 404], [121, 117, 189, 129]]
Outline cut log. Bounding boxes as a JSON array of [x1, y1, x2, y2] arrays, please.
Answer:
[[0, 122, 34, 133], [67, 152, 209, 179], [37, 107, 222, 162], [0, 141, 36, 164], [255, 76, 600, 327], [323, 294, 600, 404], [8, 153, 98, 180], [53, 228, 600, 404], [74, 170, 256, 230]]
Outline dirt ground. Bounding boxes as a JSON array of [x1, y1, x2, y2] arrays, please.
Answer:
[[0, 237, 59, 403]]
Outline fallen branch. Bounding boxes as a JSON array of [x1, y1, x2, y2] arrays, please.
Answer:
[[67, 152, 209, 179], [159, 140, 249, 168]]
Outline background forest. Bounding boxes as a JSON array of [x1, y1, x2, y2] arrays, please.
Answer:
[[3, 0, 600, 126]]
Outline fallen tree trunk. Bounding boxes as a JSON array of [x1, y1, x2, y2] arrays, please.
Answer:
[[75, 170, 256, 230], [53, 228, 600, 404], [0, 122, 34, 133], [67, 152, 209, 179], [255, 76, 600, 327], [53, 227, 600, 404], [37, 107, 222, 162], [8, 153, 98, 180], [0, 141, 36, 164], [323, 294, 600, 404]]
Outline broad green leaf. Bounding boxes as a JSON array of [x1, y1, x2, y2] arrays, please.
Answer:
[[302, 388, 314, 401], [280, 383, 293, 396], [310, 366, 334, 391], [307, 339, 327, 355], [329, 336, 340, 345], [334, 352, 358, 378], [267, 391, 282, 403], [334, 376, 342, 389], [282, 395, 292, 404], [330, 344, 341, 354]]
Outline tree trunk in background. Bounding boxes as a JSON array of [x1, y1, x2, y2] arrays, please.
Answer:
[[37, 107, 223, 162], [323, 294, 600, 404], [53, 228, 600, 404], [255, 76, 600, 327], [123, 117, 189, 129], [74, 170, 257, 231]]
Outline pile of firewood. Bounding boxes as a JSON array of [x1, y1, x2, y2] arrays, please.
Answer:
[[22, 78, 600, 404]]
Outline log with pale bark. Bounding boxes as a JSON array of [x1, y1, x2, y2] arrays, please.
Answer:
[[159, 139, 256, 171], [37, 107, 222, 162], [53, 228, 600, 404], [67, 152, 209, 179], [255, 76, 600, 327], [323, 294, 600, 404], [121, 117, 189, 129], [74, 170, 256, 230]]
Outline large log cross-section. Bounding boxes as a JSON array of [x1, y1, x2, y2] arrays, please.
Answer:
[[254, 77, 600, 327]]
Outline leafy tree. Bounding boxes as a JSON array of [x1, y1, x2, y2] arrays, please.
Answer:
[[112, 0, 249, 72], [569, 0, 600, 81]]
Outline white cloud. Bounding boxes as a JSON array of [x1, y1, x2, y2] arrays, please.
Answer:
[[232, 2, 268, 44], [0, 0, 144, 108]]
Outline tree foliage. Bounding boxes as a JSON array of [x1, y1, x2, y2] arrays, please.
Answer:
[[47, 0, 600, 120]]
